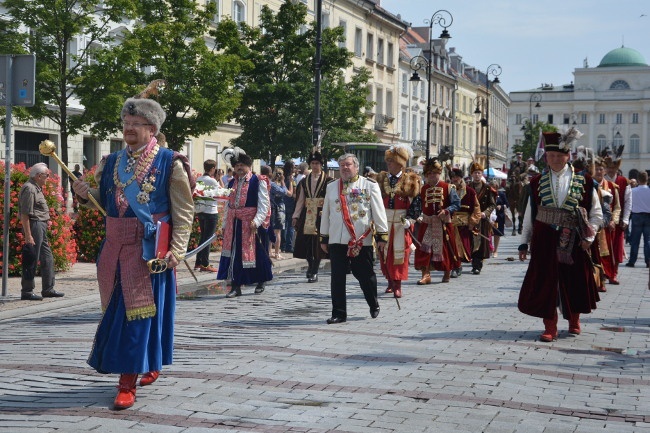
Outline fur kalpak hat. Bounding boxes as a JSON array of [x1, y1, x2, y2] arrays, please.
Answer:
[[307, 151, 324, 165], [121, 80, 167, 135], [384, 143, 413, 168], [469, 162, 483, 173], [222, 146, 253, 167], [423, 157, 443, 175]]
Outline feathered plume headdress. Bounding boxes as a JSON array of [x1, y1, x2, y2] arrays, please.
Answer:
[[599, 144, 625, 169], [222, 146, 253, 167], [558, 127, 584, 152]]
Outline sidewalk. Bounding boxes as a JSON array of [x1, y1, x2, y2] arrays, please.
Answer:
[[0, 235, 649, 433]]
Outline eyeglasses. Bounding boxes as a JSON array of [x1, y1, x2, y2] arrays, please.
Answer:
[[121, 122, 152, 129]]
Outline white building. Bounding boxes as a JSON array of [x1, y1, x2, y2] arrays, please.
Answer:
[[508, 46, 650, 178]]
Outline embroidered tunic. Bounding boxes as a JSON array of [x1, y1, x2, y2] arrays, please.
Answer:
[[413, 180, 461, 272], [377, 171, 421, 281], [292, 171, 333, 260], [518, 167, 603, 320], [85, 138, 194, 374]]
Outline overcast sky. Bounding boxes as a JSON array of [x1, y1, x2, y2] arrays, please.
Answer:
[[378, 0, 649, 94]]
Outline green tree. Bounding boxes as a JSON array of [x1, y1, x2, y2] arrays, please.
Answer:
[[231, 1, 374, 165], [76, 1, 252, 151], [1, 0, 137, 191], [512, 120, 556, 169]]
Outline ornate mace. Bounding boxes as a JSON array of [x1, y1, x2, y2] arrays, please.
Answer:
[[38, 140, 107, 216]]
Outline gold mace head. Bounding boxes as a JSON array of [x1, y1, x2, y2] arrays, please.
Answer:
[[39, 139, 56, 156]]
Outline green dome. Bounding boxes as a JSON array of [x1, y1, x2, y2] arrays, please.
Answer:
[[598, 47, 647, 67]]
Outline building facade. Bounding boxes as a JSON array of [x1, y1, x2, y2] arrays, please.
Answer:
[[508, 46, 650, 178]]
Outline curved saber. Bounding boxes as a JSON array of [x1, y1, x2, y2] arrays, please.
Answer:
[[183, 233, 218, 261]]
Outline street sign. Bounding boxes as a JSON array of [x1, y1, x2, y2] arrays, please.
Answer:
[[0, 54, 36, 107]]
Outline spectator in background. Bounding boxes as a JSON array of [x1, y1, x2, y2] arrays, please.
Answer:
[[193, 159, 220, 273], [215, 168, 226, 188], [626, 171, 650, 268], [270, 167, 291, 260], [295, 162, 310, 184], [221, 167, 233, 187], [71, 164, 83, 211], [282, 160, 296, 253], [491, 180, 509, 258], [19, 163, 64, 301]]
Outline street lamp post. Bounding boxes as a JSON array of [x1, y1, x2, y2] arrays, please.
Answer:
[[528, 92, 541, 127], [312, 0, 323, 149], [474, 64, 501, 179], [408, 10, 453, 160]]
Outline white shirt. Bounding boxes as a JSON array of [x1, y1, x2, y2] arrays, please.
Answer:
[[631, 184, 650, 213], [521, 166, 602, 244], [605, 174, 632, 224], [194, 175, 219, 214]]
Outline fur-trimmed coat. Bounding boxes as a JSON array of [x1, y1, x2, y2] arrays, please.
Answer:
[[376, 171, 421, 199]]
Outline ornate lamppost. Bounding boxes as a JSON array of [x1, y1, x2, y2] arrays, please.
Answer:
[[473, 64, 502, 179], [408, 10, 453, 160]]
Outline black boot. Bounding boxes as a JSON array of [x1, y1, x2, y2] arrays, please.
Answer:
[[226, 284, 242, 298], [254, 283, 265, 294]]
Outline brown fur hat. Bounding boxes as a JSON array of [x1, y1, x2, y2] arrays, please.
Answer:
[[469, 162, 483, 174], [384, 144, 413, 168], [377, 171, 421, 199]]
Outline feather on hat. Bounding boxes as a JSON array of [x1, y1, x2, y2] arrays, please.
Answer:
[[222, 146, 253, 167]]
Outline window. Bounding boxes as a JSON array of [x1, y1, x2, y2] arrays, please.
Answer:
[[431, 123, 437, 144], [632, 113, 639, 124], [563, 114, 570, 125], [431, 83, 437, 105], [206, 0, 221, 23], [401, 109, 408, 139], [630, 134, 640, 155], [516, 114, 522, 124], [354, 28, 362, 57], [387, 43, 394, 68], [599, 113, 606, 124], [375, 88, 383, 115], [613, 132, 623, 148], [532, 114, 539, 123], [338, 20, 347, 49], [581, 113, 587, 124], [411, 114, 417, 140], [412, 81, 418, 99], [377, 38, 384, 65], [322, 11, 330, 29], [596, 135, 607, 153], [386, 90, 393, 118], [420, 115, 425, 140], [366, 33, 374, 61], [420, 80, 425, 100], [616, 113, 623, 124], [610, 80, 630, 90], [233, 0, 245, 23], [401, 72, 408, 94]]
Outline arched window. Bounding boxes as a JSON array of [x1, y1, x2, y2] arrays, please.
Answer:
[[233, 0, 245, 23], [609, 80, 630, 90], [630, 134, 640, 155], [596, 134, 607, 153]]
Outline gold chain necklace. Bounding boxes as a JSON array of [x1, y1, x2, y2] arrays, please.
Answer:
[[113, 145, 159, 189]]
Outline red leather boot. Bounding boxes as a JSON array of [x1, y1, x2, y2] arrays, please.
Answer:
[[140, 371, 160, 386], [540, 312, 558, 342], [568, 313, 581, 335], [393, 280, 402, 298], [385, 279, 393, 293], [114, 373, 138, 410], [417, 266, 431, 285]]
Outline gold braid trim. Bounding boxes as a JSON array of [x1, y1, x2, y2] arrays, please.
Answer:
[[126, 304, 157, 321]]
